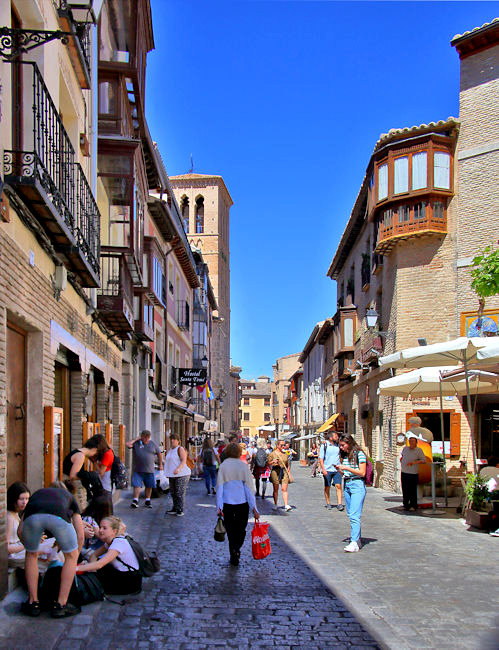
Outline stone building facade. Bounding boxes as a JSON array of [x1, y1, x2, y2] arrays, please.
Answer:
[[325, 19, 499, 490], [271, 353, 301, 439], [170, 174, 234, 437]]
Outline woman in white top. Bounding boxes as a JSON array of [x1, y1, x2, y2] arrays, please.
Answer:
[[217, 443, 259, 566], [7, 482, 31, 568], [76, 516, 142, 595], [164, 433, 191, 517]]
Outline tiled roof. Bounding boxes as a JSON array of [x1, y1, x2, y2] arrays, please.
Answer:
[[169, 173, 233, 205], [375, 117, 459, 152], [451, 17, 499, 43]]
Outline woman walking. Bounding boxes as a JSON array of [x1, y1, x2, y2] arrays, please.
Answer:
[[308, 442, 319, 477], [217, 442, 259, 566], [268, 440, 292, 512], [198, 438, 219, 495], [164, 433, 191, 517], [336, 435, 367, 552]]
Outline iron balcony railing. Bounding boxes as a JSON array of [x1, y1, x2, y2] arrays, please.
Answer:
[[57, 1, 92, 83], [98, 251, 133, 303], [3, 61, 100, 283]]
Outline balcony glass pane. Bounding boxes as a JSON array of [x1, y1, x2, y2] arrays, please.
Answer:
[[99, 81, 116, 115], [344, 318, 353, 347], [412, 151, 427, 190], [99, 154, 132, 175], [434, 152, 450, 189], [394, 157, 408, 194], [378, 164, 388, 200], [398, 205, 410, 222], [99, 3, 132, 63]]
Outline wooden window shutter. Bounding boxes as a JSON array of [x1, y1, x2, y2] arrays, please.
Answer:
[[450, 413, 461, 456]]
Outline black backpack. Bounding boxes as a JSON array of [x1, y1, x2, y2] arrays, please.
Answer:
[[111, 455, 128, 490], [203, 449, 214, 466], [254, 449, 268, 468], [79, 470, 104, 501], [40, 565, 104, 608], [116, 535, 160, 577]]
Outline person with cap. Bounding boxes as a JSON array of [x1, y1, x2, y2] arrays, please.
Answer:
[[127, 430, 163, 509], [400, 433, 429, 511]]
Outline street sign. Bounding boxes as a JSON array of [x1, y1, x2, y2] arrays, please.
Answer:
[[178, 368, 207, 387]]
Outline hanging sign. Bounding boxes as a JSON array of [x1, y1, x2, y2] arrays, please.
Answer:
[[178, 368, 207, 387]]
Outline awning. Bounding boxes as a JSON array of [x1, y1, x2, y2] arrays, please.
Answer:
[[294, 433, 320, 441], [316, 413, 339, 433], [258, 425, 276, 431], [281, 432, 299, 441]]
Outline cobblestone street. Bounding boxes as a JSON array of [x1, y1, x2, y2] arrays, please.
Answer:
[[0, 467, 498, 649]]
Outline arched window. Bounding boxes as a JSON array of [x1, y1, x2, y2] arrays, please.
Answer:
[[195, 196, 204, 233], [181, 196, 189, 232]]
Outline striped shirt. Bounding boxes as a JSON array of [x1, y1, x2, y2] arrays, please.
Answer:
[[342, 450, 366, 479]]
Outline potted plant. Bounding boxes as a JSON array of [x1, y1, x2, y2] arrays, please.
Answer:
[[464, 472, 491, 529]]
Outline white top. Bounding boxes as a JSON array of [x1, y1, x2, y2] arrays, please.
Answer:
[[164, 447, 191, 478], [108, 537, 139, 572], [216, 458, 257, 512], [7, 512, 25, 561]]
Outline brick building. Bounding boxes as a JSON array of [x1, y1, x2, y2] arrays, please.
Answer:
[[271, 353, 301, 439], [325, 19, 499, 491], [170, 174, 234, 438]]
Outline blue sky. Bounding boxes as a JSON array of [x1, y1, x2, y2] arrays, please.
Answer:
[[146, 1, 496, 380]]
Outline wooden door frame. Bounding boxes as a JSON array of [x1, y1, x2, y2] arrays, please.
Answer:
[[7, 321, 27, 482]]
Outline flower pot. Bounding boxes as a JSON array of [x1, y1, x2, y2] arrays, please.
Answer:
[[465, 509, 490, 529]]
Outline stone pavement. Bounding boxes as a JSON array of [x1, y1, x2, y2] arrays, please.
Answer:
[[0, 467, 497, 649], [0, 473, 379, 650]]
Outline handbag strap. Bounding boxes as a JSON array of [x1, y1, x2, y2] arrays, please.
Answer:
[[115, 556, 139, 572]]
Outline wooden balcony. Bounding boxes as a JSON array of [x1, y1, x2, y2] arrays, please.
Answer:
[[376, 210, 446, 254], [134, 293, 154, 342], [96, 251, 134, 336]]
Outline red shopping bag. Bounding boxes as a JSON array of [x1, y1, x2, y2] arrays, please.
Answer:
[[252, 521, 271, 560]]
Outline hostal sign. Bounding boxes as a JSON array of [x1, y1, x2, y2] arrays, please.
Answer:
[[178, 368, 207, 387]]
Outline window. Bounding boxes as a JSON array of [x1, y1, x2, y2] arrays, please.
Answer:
[[434, 152, 450, 189], [378, 164, 388, 200], [394, 156, 408, 194], [99, 81, 117, 115], [414, 202, 427, 220], [398, 205, 410, 222], [383, 209, 393, 227], [264, 413, 271, 421], [243, 412, 249, 421], [412, 151, 427, 190], [152, 255, 165, 305], [243, 428, 250, 435], [243, 397, 249, 406], [195, 196, 204, 233], [181, 196, 189, 232], [264, 397, 270, 406], [433, 201, 444, 220]]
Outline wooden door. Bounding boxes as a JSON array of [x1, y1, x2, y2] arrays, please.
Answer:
[[7, 323, 26, 485]]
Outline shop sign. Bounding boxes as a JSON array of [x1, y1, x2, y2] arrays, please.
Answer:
[[178, 368, 207, 387]]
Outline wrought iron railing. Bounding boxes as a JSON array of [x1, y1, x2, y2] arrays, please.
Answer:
[[3, 61, 100, 278], [57, 1, 92, 79]]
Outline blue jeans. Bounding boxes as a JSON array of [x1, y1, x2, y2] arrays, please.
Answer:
[[343, 479, 366, 543], [204, 465, 217, 491]]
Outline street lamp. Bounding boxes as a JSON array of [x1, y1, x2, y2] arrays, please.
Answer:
[[365, 308, 395, 339], [201, 355, 208, 369]]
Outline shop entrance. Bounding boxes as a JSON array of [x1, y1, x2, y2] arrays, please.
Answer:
[[7, 322, 26, 485]]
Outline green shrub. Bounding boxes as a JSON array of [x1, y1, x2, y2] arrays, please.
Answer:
[[465, 472, 490, 511]]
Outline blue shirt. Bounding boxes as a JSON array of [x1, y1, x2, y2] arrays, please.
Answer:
[[216, 480, 256, 512], [320, 442, 340, 471]]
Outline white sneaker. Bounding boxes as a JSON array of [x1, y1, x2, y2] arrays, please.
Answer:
[[272, 504, 279, 511], [284, 505, 291, 511], [344, 540, 361, 552]]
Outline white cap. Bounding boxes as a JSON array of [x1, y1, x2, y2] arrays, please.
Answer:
[[406, 432, 420, 441]]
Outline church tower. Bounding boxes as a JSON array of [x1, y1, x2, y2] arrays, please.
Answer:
[[169, 174, 234, 436]]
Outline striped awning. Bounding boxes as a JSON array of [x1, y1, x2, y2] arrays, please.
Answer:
[[316, 413, 339, 433]]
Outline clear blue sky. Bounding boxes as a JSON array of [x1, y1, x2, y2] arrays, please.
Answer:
[[146, 1, 495, 380]]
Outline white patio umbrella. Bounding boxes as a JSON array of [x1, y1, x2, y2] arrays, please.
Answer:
[[379, 337, 498, 472], [475, 341, 499, 367], [378, 366, 499, 397]]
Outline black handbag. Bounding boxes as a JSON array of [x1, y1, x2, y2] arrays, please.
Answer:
[[75, 572, 105, 605], [214, 515, 226, 542]]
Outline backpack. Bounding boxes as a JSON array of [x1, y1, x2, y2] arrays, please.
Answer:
[[111, 455, 128, 490], [357, 451, 374, 487], [79, 469, 105, 501], [40, 565, 104, 608], [203, 449, 214, 466], [116, 535, 160, 577], [254, 448, 268, 468]]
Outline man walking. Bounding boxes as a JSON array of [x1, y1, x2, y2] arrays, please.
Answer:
[[319, 430, 344, 511], [127, 430, 163, 509]]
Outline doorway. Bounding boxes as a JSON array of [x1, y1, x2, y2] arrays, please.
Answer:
[[7, 323, 26, 485]]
